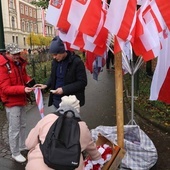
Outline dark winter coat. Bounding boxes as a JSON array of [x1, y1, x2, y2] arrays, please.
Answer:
[[0, 55, 31, 107], [46, 51, 87, 107]]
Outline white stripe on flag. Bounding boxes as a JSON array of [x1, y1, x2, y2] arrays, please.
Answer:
[[34, 88, 44, 119]]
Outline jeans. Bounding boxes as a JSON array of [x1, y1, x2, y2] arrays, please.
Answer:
[[5, 106, 26, 156]]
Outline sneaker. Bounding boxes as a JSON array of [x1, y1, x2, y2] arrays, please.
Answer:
[[12, 154, 26, 163]]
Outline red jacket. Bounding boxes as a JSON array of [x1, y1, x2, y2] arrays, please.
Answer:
[[0, 54, 32, 107]]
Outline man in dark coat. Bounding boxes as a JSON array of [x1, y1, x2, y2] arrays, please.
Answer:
[[35, 36, 87, 108]]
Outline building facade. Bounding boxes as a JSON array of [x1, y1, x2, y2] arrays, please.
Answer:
[[1, 0, 55, 49]]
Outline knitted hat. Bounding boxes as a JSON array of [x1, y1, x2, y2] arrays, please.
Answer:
[[59, 95, 80, 113], [49, 36, 65, 54]]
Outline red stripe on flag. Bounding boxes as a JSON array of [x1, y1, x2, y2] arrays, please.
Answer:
[[78, 0, 102, 36], [155, 0, 170, 29], [117, 0, 137, 40], [73, 32, 85, 48], [158, 67, 170, 104], [57, 0, 72, 32]]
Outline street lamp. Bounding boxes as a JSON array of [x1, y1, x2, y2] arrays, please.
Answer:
[[0, 0, 6, 52]]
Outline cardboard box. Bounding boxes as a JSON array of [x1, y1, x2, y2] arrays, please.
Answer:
[[96, 134, 126, 170]]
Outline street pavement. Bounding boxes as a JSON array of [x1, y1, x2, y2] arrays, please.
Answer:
[[0, 68, 142, 169]]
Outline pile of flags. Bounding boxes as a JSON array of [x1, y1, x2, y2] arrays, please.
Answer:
[[45, 0, 170, 104]]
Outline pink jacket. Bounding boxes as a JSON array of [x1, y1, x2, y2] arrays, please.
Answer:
[[25, 114, 101, 170]]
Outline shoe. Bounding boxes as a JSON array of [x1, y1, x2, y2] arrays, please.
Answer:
[[12, 154, 26, 163]]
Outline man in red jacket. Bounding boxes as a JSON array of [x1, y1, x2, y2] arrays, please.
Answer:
[[0, 44, 34, 163]]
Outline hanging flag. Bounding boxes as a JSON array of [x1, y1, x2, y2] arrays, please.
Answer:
[[149, 29, 170, 103], [155, 0, 170, 30], [85, 51, 97, 73], [34, 88, 44, 118], [86, 9, 108, 48], [46, 0, 72, 32], [58, 25, 85, 50], [67, 0, 102, 36], [104, 0, 137, 41], [132, 1, 161, 61]]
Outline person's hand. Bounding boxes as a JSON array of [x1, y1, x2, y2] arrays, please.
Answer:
[[25, 87, 34, 93], [33, 84, 47, 90], [50, 87, 63, 95]]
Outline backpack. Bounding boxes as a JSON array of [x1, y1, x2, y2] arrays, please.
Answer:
[[40, 110, 81, 170]]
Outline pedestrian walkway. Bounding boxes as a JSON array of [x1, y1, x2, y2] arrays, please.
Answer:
[[0, 104, 33, 170]]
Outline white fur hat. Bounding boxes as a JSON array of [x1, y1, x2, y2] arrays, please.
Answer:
[[59, 95, 80, 113]]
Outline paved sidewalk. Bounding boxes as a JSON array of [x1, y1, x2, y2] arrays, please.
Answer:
[[0, 104, 34, 170]]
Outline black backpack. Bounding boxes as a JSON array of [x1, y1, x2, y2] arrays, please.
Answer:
[[40, 110, 81, 170]]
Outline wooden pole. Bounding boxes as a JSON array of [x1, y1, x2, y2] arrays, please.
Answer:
[[114, 52, 124, 148]]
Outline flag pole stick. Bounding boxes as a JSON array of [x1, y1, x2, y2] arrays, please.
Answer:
[[114, 52, 124, 148]]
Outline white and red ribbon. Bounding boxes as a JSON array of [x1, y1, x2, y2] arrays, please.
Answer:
[[84, 144, 112, 170], [34, 88, 44, 118]]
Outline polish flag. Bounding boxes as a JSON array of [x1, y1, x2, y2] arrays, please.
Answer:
[[132, 1, 161, 61], [155, 0, 170, 30], [86, 9, 108, 48], [85, 51, 97, 73], [34, 88, 44, 118], [67, 0, 102, 36], [46, 0, 72, 32], [84, 39, 107, 56], [104, 0, 137, 41], [59, 25, 85, 49], [149, 30, 170, 104]]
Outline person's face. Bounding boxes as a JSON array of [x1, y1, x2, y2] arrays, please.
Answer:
[[12, 53, 20, 62], [52, 52, 66, 62]]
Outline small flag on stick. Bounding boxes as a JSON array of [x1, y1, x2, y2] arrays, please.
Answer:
[[34, 88, 44, 118]]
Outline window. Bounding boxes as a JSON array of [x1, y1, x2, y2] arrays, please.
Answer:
[[26, 22, 29, 32], [33, 10, 36, 18], [30, 23, 33, 32], [23, 37, 26, 46], [9, 0, 14, 9], [16, 37, 18, 44], [29, 8, 32, 17], [12, 36, 15, 43], [34, 24, 37, 33], [11, 16, 15, 29], [21, 21, 25, 31], [20, 4, 24, 14], [25, 6, 28, 15]]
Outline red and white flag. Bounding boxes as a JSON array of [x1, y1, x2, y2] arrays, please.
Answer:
[[104, 0, 137, 41], [155, 0, 170, 30], [67, 0, 102, 36], [149, 29, 170, 104], [46, 0, 72, 32], [132, 1, 161, 61], [34, 88, 44, 118], [86, 9, 108, 48]]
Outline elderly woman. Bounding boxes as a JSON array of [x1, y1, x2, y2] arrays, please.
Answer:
[[25, 95, 101, 170]]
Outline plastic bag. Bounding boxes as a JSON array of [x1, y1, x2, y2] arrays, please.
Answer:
[[91, 125, 158, 170]]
